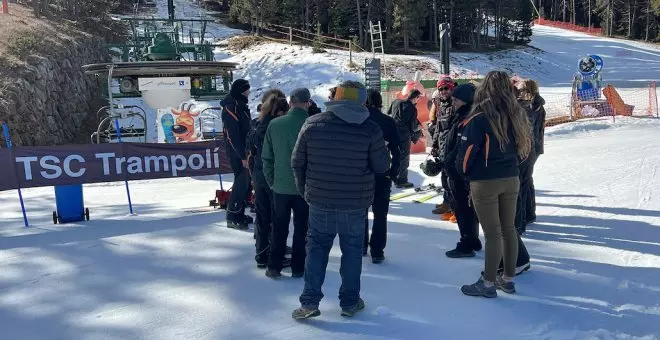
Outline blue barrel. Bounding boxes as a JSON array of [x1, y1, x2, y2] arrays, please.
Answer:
[[54, 184, 86, 223]]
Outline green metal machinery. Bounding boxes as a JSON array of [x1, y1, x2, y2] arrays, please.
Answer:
[[89, 0, 236, 100]]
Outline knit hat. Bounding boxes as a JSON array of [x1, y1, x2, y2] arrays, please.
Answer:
[[230, 79, 250, 95], [452, 83, 476, 105], [437, 77, 455, 90], [333, 86, 368, 104], [290, 88, 311, 104]]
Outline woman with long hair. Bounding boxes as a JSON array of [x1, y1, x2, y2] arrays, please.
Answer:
[[248, 89, 290, 269], [456, 71, 532, 297]]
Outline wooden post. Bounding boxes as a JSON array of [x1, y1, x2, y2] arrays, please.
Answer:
[[289, 26, 293, 46], [2, 0, 8, 14]]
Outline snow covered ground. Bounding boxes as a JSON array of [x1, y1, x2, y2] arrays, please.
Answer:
[[1, 116, 659, 339], [1, 1, 660, 339], [216, 24, 660, 119]]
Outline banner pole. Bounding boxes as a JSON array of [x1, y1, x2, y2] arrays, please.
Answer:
[[114, 119, 134, 215], [2, 122, 29, 227], [212, 127, 224, 191]]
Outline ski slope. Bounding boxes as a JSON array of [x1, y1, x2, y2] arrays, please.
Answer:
[[2, 1, 660, 338], [1, 116, 659, 340]]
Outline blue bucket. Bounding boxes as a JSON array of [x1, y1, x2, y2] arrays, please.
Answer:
[[54, 184, 86, 223]]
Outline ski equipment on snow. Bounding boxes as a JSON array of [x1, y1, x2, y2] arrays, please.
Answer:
[[390, 184, 437, 201]]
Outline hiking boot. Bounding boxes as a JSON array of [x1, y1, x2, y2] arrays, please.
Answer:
[[341, 298, 365, 317], [265, 268, 281, 279], [446, 243, 476, 258], [227, 219, 249, 230], [497, 261, 531, 276], [396, 182, 414, 189], [461, 278, 497, 298], [291, 271, 304, 278], [292, 306, 321, 320], [241, 214, 254, 225], [371, 255, 385, 264], [471, 239, 483, 252], [495, 276, 516, 294], [432, 203, 451, 215], [258, 257, 291, 269]]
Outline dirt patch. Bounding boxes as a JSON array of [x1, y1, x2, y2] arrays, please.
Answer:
[[226, 35, 264, 52]]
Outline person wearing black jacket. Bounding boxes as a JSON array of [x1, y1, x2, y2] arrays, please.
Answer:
[[387, 90, 423, 189], [456, 71, 533, 298], [526, 82, 546, 225], [515, 79, 546, 233], [443, 83, 482, 258], [363, 89, 401, 263], [247, 89, 290, 268], [221, 79, 253, 230]]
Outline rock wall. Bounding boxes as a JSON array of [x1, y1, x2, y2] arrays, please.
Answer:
[[0, 36, 108, 146]]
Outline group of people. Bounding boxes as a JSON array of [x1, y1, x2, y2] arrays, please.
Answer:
[[219, 69, 547, 319], [424, 72, 546, 295]]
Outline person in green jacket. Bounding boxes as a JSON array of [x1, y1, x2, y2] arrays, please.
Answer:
[[262, 88, 311, 278]]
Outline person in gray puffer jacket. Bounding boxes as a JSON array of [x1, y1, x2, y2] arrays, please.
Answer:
[[291, 80, 390, 320]]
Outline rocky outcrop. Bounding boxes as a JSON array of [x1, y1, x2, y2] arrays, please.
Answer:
[[0, 34, 108, 146]]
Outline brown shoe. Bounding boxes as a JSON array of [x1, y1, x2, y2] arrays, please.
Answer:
[[432, 203, 451, 215]]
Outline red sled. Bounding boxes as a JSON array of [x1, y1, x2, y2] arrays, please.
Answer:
[[209, 189, 255, 210]]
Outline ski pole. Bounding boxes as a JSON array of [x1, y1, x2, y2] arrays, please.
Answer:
[[115, 119, 134, 215], [2, 122, 29, 227]]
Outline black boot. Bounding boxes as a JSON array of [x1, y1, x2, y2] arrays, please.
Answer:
[[446, 242, 476, 258]]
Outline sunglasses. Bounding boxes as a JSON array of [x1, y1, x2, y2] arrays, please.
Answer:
[[438, 86, 451, 91]]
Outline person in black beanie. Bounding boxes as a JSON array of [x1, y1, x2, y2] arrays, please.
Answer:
[[443, 83, 483, 258], [221, 79, 253, 230]]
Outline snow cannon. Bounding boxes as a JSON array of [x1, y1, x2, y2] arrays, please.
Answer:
[[574, 55, 603, 101], [395, 69, 429, 154]]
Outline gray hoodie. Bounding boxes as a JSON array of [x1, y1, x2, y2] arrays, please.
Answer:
[[325, 100, 370, 124], [291, 100, 391, 210]]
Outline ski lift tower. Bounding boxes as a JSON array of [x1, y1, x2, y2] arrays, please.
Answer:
[[82, 2, 237, 144]]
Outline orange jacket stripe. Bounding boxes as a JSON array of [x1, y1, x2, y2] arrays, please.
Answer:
[[224, 127, 236, 150], [226, 105, 238, 121], [460, 112, 483, 128], [463, 144, 474, 174], [484, 133, 490, 167]]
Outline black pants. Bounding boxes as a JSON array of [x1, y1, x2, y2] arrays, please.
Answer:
[[440, 169, 454, 209], [526, 156, 539, 223], [269, 193, 309, 273], [515, 152, 537, 234], [225, 143, 250, 222], [499, 231, 531, 271], [364, 175, 392, 257], [396, 139, 411, 184], [254, 181, 273, 263], [447, 173, 480, 247]]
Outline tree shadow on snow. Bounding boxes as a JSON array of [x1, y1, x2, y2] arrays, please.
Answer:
[[537, 201, 660, 218], [535, 189, 596, 199], [524, 213, 660, 257], [502, 253, 660, 339]]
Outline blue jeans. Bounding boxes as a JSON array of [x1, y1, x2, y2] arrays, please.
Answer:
[[299, 205, 366, 309]]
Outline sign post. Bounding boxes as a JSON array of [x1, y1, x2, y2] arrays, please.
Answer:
[[365, 58, 381, 92], [439, 23, 451, 75], [2, 122, 29, 227]]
